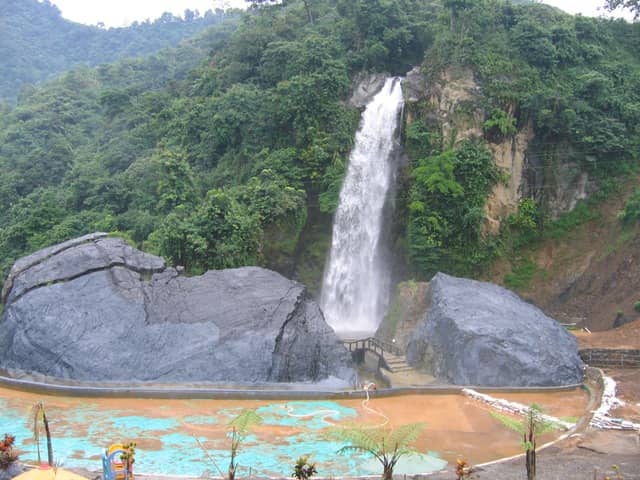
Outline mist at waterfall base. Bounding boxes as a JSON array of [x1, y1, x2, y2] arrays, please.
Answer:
[[321, 77, 404, 335]]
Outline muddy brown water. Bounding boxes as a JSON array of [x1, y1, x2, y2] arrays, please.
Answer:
[[0, 386, 589, 475]]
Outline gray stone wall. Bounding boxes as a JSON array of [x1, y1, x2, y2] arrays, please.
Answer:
[[579, 349, 640, 369]]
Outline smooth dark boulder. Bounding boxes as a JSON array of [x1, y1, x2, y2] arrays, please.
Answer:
[[0, 234, 355, 384], [406, 273, 584, 387]]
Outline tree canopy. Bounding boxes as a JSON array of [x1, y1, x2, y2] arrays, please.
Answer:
[[0, 0, 639, 293], [604, 0, 640, 18], [0, 0, 228, 102]]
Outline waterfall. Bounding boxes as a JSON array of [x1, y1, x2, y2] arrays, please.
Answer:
[[320, 77, 404, 334]]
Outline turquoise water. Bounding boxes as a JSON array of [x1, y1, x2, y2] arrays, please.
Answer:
[[0, 397, 446, 476]]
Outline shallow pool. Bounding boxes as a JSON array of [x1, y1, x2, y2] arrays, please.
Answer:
[[0, 387, 588, 477]]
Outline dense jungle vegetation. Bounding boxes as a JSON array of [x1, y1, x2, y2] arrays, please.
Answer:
[[0, 0, 226, 102], [0, 0, 639, 295]]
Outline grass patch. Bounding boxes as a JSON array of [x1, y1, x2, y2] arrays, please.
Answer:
[[543, 202, 599, 241], [504, 258, 542, 290], [560, 416, 579, 424], [598, 225, 636, 260]]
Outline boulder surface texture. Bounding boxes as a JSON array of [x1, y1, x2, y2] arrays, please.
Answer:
[[0, 233, 354, 384], [406, 273, 584, 387]]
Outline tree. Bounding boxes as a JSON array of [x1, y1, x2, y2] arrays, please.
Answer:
[[331, 423, 425, 480], [149, 189, 260, 272], [227, 410, 263, 480], [193, 409, 263, 480], [156, 148, 198, 213], [32, 402, 54, 467], [491, 405, 557, 480], [604, 0, 640, 18]]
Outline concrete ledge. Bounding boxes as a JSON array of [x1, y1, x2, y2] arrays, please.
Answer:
[[0, 371, 584, 400]]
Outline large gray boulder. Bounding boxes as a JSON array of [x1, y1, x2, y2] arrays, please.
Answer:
[[406, 273, 584, 387], [0, 234, 355, 384]]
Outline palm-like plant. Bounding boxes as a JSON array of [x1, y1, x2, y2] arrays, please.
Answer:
[[331, 423, 426, 480], [32, 402, 53, 466], [491, 404, 557, 480], [227, 409, 263, 480]]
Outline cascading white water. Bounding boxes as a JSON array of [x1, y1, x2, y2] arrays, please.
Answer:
[[320, 77, 404, 334]]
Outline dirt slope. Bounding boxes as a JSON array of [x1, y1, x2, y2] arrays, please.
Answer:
[[575, 318, 640, 349], [489, 178, 640, 332]]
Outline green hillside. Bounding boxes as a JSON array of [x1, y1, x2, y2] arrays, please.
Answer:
[[0, 0, 227, 102], [1, 0, 639, 301]]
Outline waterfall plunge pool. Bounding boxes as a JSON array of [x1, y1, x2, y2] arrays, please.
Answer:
[[0, 387, 589, 477]]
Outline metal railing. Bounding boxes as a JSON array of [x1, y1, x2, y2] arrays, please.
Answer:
[[342, 336, 403, 358]]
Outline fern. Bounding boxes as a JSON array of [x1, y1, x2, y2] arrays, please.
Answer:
[[330, 423, 426, 480], [228, 409, 263, 433], [490, 411, 525, 433]]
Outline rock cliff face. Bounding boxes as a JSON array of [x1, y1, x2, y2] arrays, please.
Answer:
[[0, 234, 355, 384], [397, 273, 584, 387], [349, 72, 388, 108], [404, 66, 593, 228]]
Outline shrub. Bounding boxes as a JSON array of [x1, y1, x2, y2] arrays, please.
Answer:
[[618, 188, 640, 224], [292, 456, 317, 480], [0, 434, 18, 470], [483, 108, 517, 140]]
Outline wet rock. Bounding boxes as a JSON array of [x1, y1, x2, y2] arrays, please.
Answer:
[[0, 235, 354, 384], [349, 73, 387, 108], [406, 273, 584, 387], [404, 66, 425, 102]]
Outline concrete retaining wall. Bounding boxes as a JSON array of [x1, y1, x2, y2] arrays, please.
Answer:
[[580, 349, 640, 369], [0, 371, 583, 400]]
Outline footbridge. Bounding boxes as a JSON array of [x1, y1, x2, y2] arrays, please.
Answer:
[[341, 337, 413, 373]]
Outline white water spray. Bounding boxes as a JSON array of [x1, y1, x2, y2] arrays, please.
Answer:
[[320, 77, 404, 333]]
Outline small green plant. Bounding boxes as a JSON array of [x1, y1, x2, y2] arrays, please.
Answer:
[[618, 188, 640, 224], [483, 108, 517, 140], [0, 434, 18, 470], [193, 409, 263, 480], [331, 423, 425, 480], [504, 258, 539, 290], [633, 301, 640, 313], [119, 442, 136, 478], [491, 405, 557, 480], [602, 464, 624, 480], [227, 410, 263, 480], [292, 456, 317, 480], [507, 199, 540, 240]]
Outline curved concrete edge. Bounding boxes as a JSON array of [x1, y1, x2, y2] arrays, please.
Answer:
[[0, 371, 585, 400], [11, 370, 600, 480], [464, 366, 604, 474]]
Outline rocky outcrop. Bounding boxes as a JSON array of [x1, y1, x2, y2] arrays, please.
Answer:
[[484, 122, 535, 234], [349, 73, 387, 108], [405, 273, 584, 387], [404, 66, 598, 229], [0, 235, 355, 384]]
